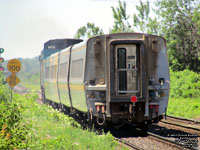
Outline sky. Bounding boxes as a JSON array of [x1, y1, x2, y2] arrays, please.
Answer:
[[0, 0, 154, 60]]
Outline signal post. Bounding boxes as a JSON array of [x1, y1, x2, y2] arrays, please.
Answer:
[[0, 48, 5, 71], [6, 59, 21, 103]]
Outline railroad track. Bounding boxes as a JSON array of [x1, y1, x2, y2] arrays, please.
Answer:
[[148, 132, 198, 150], [114, 131, 197, 150], [160, 120, 200, 132], [115, 137, 144, 150], [160, 115, 200, 136], [113, 115, 200, 150], [165, 115, 200, 125]]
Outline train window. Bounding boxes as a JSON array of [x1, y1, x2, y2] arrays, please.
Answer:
[[118, 48, 126, 69], [45, 67, 49, 79], [50, 65, 57, 79], [59, 62, 68, 79], [117, 48, 127, 91], [71, 58, 83, 79]]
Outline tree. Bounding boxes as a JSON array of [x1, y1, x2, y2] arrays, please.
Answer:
[[133, 0, 150, 33], [133, 0, 159, 34], [75, 23, 104, 39], [193, 8, 200, 35], [111, 0, 159, 34], [156, 0, 200, 72], [110, 1, 132, 33]]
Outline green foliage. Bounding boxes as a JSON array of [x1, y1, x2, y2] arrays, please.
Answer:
[[167, 97, 200, 119], [156, 0, 200, 72], [75, 22, 104, 39], [21, 94, 122, 150], [170, 69, 200, 98], [0, 75, 122, 150], [0, 76, 30, 149], [0, 70, 122, 150], [166, 69, 200, 119], [133, 0, 159, 34], [110, 0, 159, 34], [193, 8, 200, 35], [110, 1, 132, 33]]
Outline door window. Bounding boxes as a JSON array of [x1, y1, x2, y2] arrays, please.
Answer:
[[118, 48, 127, 91]]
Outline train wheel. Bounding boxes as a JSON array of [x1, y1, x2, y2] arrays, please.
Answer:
[[140, 123, 149, 134]]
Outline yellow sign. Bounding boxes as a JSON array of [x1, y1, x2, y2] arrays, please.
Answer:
[[6, 74, 20, 88], [7, 59, 21, 74]]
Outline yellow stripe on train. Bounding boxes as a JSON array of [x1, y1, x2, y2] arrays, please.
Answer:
[[70, 84, 84, 91]]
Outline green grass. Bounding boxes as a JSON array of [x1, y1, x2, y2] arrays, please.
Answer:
[[7, 92, 126, 150], [167, 97, 200, 119], [167, 69, 200, 119]]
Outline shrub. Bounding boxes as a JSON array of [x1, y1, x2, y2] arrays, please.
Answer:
[[0, 73, 30, 149], [170, 69, 200, 98]]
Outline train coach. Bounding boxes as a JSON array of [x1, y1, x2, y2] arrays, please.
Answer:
[[39, 33, 170, 129]]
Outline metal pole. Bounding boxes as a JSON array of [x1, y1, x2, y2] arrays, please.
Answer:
[[10, 87, 12, 104]]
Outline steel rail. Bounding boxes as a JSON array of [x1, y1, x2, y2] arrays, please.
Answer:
[[166, 115, 200, 124], [160, 120, 200, 132], [114, 137, 144, 150]]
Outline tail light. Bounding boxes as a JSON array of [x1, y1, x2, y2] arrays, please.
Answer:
[[155, 105, 159, 112], [131, 96, 137, 103]]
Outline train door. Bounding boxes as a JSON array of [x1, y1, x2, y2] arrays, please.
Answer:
[[115, 44, 139, 95]]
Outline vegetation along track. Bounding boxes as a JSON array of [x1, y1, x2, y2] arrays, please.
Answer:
[[35, 95, 200, 150], [17, 89, 200, 150], [35, 97, 193, 150], [64, 113, 199, 150]]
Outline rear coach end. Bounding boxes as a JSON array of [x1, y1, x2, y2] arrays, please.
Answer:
[[84, 33, 170, 126]]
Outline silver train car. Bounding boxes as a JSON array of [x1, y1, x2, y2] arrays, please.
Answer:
[[40, 33, 170, 128]]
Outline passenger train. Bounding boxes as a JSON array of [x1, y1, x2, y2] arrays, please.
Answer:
[[39, 33, 170, 129]]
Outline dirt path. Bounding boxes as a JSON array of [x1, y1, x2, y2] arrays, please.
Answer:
[[13, 85, 29, 94], [13, 85, 43, 104]]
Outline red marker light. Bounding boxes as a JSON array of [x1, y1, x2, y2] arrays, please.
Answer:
[[155, 105, 159, 113], [0, 67, 4, 71], [131, 96, 137, 103]]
